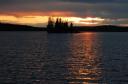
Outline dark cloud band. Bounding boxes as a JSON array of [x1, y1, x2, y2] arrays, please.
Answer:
[[0, 0, 127, 19]]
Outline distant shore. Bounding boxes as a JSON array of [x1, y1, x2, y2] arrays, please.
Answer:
[[0, 23, 46, 31], [0, 23, 128, 32]]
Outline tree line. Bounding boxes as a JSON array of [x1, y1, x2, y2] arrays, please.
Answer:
[[47, 17, 73, 30]]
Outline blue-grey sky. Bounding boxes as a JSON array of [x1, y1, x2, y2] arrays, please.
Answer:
[[0, 0, 127, 26]]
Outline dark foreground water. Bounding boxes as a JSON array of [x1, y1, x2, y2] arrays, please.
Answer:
[[0, 32, 128, 84]]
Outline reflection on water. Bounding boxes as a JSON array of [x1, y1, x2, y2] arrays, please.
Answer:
[[67, 33, 103, 84], [0, 32, 128, 84]]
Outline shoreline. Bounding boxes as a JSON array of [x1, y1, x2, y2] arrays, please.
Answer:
[[0, 23, 128, 32]]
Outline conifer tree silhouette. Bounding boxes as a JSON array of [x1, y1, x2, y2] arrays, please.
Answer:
[[47, 17, 54, 29], [47, 17, 73, 31]]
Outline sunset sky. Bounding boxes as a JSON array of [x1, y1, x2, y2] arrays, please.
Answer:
[[0, 0, 127, 27]]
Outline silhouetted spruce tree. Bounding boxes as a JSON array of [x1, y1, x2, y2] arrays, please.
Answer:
[[64, 21, 68, 28], [70, 23, 73, 28], [58, 18, 62, 28], [55, 18, 59, 28], [47, 17, 54, 29]]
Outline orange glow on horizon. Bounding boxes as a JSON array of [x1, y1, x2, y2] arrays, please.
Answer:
[[0, 14, 105, 27], [0, 11, 74, 16]]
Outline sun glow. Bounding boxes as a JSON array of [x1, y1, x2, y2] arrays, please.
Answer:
[[71, 17, 105, 25], [0, 15, 105, 27]]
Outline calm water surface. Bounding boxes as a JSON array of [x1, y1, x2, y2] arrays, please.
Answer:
[[0, 31, 128, 84]]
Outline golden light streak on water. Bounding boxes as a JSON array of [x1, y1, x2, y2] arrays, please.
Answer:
[[67, 33, 103, 84]]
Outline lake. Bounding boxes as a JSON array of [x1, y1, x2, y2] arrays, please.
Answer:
[[0, 31, 128, 84]]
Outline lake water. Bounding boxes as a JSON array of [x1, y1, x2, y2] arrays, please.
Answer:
[[0, 31, 128, 84]]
